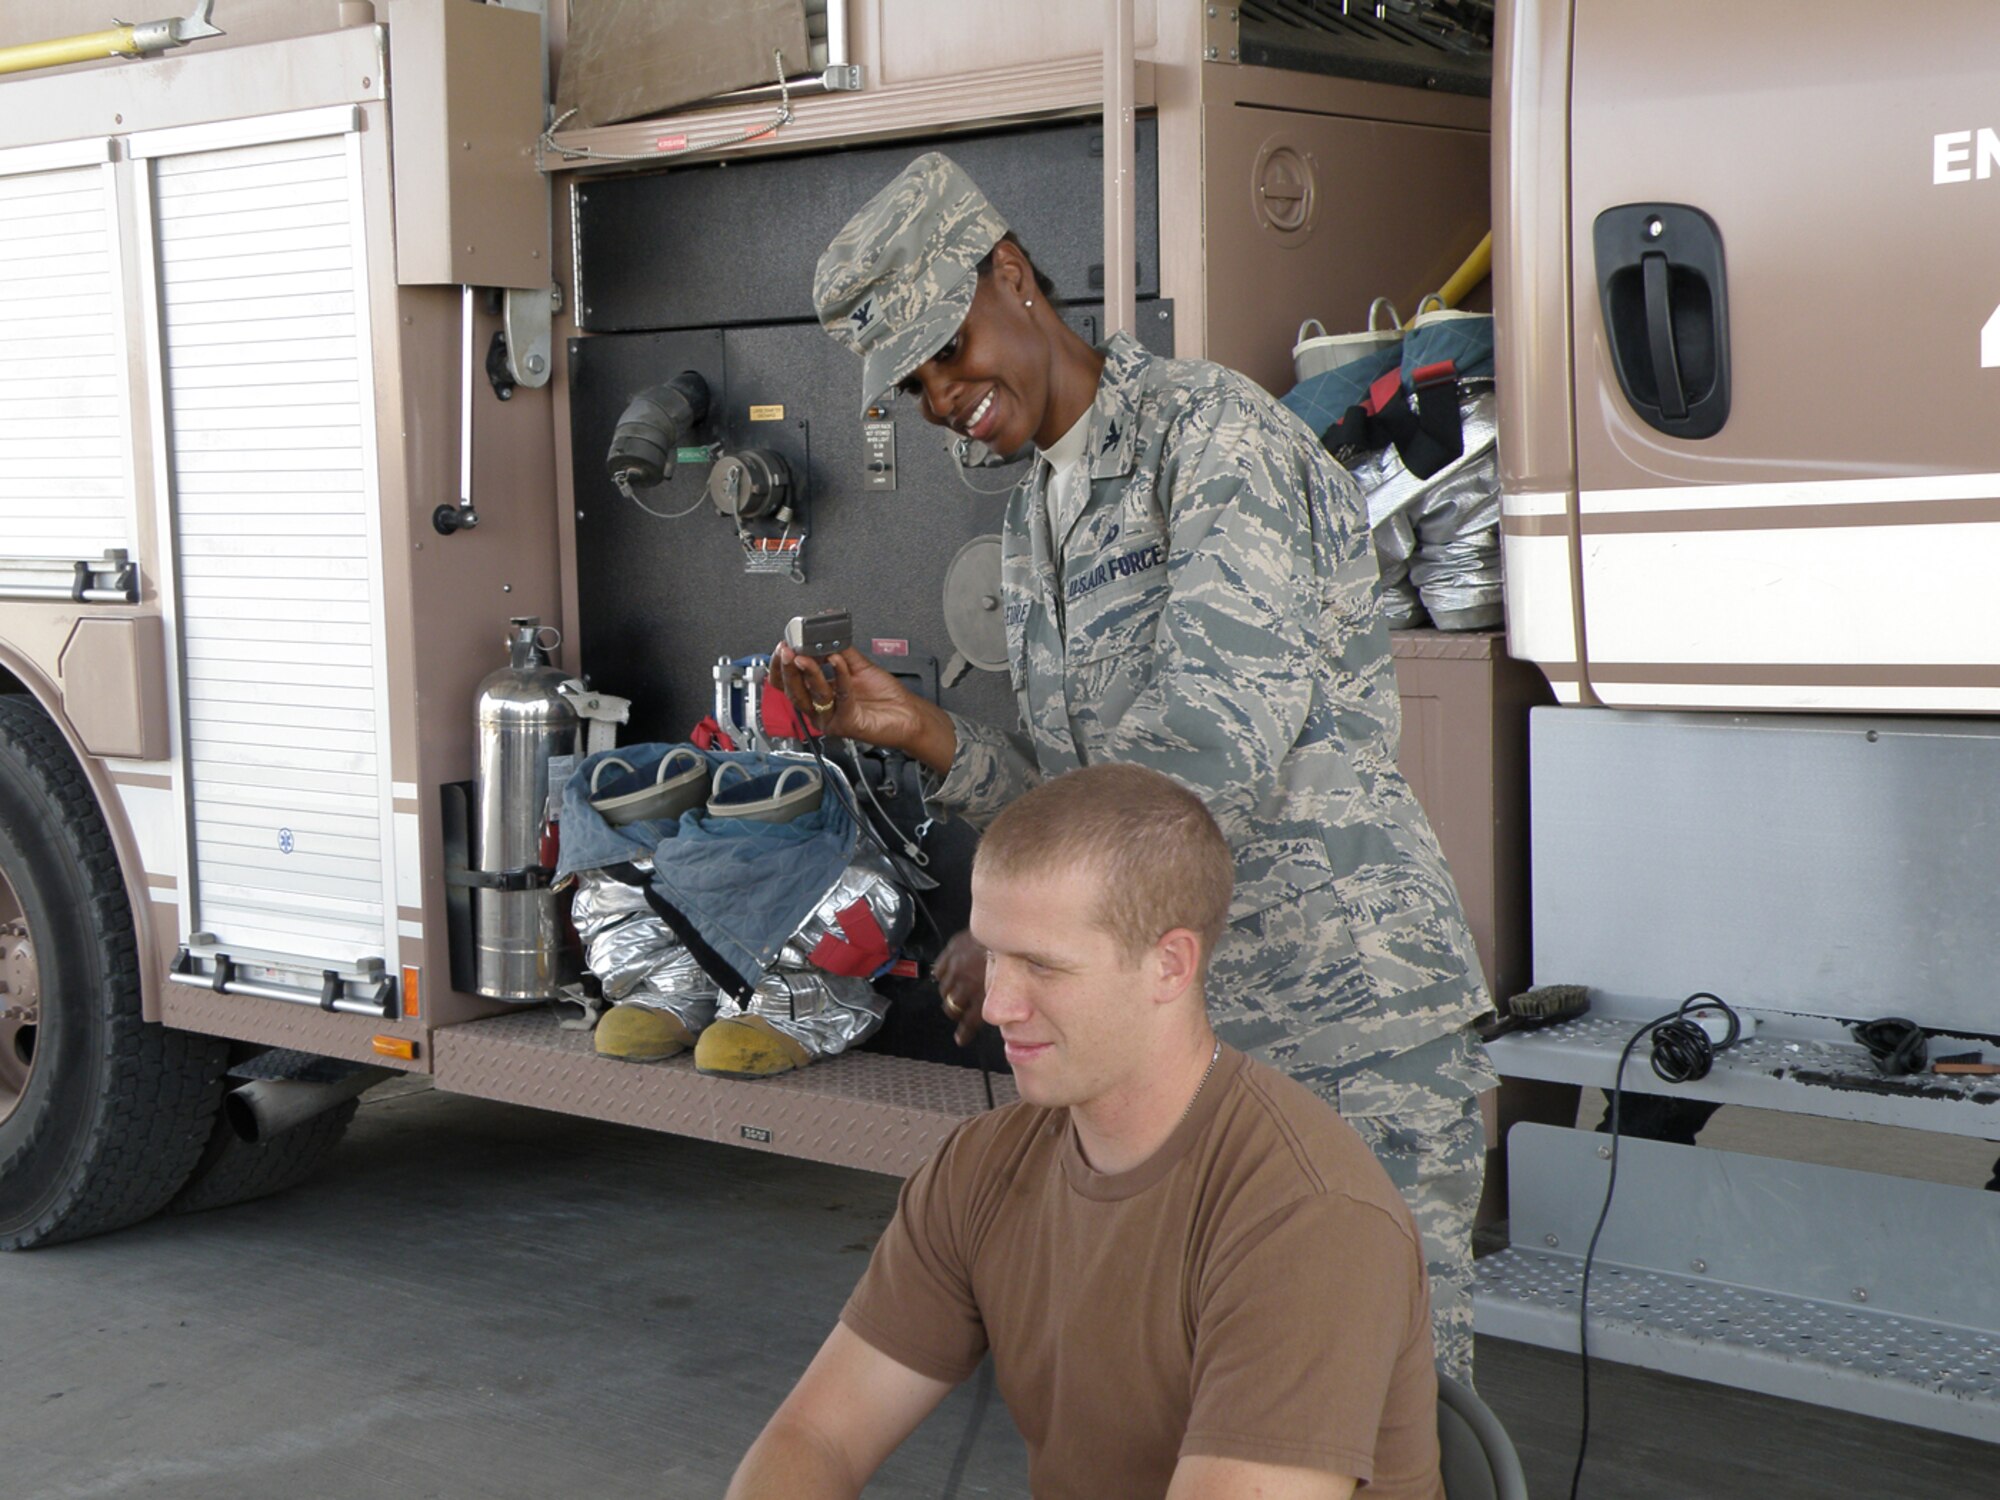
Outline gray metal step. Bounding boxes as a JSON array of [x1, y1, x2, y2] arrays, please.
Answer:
[[1485, 1007, 2000, 1137], [1475, 1124, 2000, 1444], [1476, 1249, 2000, 1445]]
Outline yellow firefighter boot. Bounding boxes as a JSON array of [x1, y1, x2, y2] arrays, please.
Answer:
[[693, 1014, 812, 1079], [593, 1002, 694, 1062]]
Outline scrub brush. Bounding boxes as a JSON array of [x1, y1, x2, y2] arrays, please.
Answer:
[[1508, 984, 1591, 1028], [1480, 983, 1591, 1039]]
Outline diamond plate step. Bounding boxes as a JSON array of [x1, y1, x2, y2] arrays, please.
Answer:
[[1475, 1250, 2000, 1444], [1475, 1124, 2000, 1443], [431, 1008, 1015, 1177]]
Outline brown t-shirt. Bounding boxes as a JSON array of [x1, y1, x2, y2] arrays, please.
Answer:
[[841, 1047, 1442, 1499]]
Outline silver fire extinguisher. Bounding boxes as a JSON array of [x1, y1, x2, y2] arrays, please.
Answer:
[[474, 617, 579, 1000]]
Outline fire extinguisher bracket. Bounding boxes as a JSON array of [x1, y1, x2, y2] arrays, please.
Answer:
[[444, 865, 556, 891]]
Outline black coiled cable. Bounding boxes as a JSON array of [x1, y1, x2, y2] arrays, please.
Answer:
[[1647, 994, 1739, 1084], [1850, 1017, 1928, 1077], [1570, 991, 1741, 1500]]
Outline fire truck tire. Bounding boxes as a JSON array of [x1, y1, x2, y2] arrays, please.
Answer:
[[168, 1096, 359, 1215], [0, 695, 230, 1249]]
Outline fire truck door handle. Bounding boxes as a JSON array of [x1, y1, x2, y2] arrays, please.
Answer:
[[1593, 203, 1732, 440], [1640, 253, 1689, 421]]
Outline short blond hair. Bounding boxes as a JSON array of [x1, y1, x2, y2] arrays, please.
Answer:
[[974, 764, 1233, 970]]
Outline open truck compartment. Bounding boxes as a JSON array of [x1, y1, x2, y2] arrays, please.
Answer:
[[0, 0, 1499, 1166]]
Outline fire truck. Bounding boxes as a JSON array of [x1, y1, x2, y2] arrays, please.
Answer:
[[0, 0, 1993, 1440]]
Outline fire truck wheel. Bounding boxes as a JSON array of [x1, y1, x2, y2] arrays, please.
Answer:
[[0, 696, 229, 1249], [168, 1096, 359, 1215]]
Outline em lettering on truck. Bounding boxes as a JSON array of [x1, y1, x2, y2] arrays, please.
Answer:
[[1933, 128, 2000, 184], [1936, 129, 2000, 368]]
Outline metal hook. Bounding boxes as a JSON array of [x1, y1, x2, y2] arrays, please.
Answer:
[[177, 0, 222, 41]]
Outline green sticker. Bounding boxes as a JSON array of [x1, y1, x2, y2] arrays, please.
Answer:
[[676, 446, 711, 464]]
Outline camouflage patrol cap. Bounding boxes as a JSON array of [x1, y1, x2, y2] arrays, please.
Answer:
[[814, 152, 1008, 415]]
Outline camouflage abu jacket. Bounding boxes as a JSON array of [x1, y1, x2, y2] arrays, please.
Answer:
[[929, 334, 1490, 1056]]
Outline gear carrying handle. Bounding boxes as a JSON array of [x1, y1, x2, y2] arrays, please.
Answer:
[[658, 746, 704, 782], [588, 756, 636, 796], [772, 765, 819, 801]]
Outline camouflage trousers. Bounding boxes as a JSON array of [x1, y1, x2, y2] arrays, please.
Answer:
[[1208, 897, 1495, 1389], [1332, 1036, 1488, 1390]]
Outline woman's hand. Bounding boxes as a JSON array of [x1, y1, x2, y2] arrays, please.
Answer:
[[933, 930, 989, 1048], [774, 645, 957, 775]]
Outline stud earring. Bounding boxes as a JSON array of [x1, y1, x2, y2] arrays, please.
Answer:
[[1024, 299, 1034, 308]]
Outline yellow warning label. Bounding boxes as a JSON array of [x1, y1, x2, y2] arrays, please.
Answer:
[[748, 404, 785, 421]]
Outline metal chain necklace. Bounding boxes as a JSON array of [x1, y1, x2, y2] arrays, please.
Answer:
[[1177, 1039, 1223, 1128]]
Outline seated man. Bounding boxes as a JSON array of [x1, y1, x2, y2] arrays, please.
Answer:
[[727, 763, 1443, 1500]]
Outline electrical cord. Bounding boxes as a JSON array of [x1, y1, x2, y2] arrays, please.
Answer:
[[538, 50, 794, 167], [774, 650, 993, 1108], [829, 735, 994, 1106], [764, 652, 920, 888], [1569, 991, 1740, 1500], [1850, 1017, 1928, 1076], [950, 436, 1027, 495], [796, 719, 947, 965], [821, 728, 995, 1108], [774, 654, 952, 955], [826, 739, 948, 948], [845, 740, 933, 871], [760, 645, 945, 942], [1646, 998, 1738, 1084]]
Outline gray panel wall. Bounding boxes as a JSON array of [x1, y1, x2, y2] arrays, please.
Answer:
[[569, 308, 1173, 750], [573, 118, 1160, 331], [1531, 707, 2000, 1034]]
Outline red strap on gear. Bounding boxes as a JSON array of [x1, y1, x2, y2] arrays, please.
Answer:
[[1363, 366, 1405, 416], [689, 716, 736, 751], [761, 680, 812, 741], [1363, 359, 1459, 413], [809, 898, 891, 977]]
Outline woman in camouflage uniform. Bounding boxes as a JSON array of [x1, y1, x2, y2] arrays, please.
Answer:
[[780, 152, 1496, 1384]]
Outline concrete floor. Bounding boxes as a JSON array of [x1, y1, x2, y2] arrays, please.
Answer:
[[2, 1080, 1995, 1499]]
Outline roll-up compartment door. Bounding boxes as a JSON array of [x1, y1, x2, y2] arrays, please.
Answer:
[[138, 111, 398, 974], [1569, 0, 2000, 711], [0, 142, 135, 583]]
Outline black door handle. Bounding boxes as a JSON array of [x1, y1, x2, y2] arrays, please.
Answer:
[[1640, 253, 1689, 421], [1594, 204, 1730, 439]]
